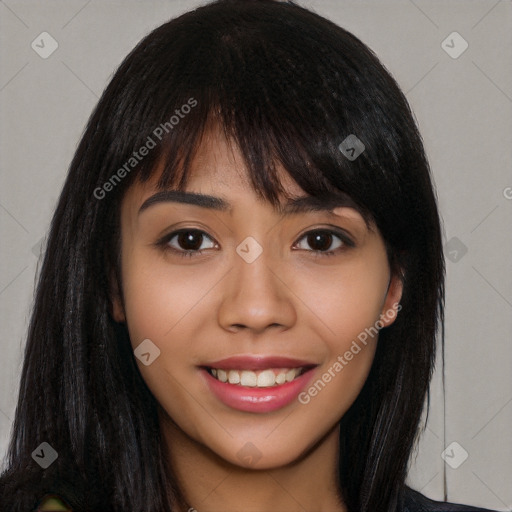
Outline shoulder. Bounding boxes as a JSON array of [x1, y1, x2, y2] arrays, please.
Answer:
[[403, 487, 499, 512], [36, 494, 72, 511]]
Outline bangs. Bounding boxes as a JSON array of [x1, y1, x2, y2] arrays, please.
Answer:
[[139, 110, 371, 223]]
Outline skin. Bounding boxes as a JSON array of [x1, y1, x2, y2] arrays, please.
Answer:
[[111, 126, 402, 512]]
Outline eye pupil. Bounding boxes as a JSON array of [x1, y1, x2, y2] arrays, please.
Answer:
[[307, 232, 332, 251], [178, 231, 202, 250]]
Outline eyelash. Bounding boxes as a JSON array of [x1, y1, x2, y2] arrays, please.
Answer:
[[155, 228, 355, 259]]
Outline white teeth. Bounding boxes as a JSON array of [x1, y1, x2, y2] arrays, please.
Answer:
[[285, 369, 296, 382], [257, 369, 276, 387], [210, 367, 303, 387], [228, 370, 240, 384], [275, 372, 286, 385], [240, 371, 257, 387]]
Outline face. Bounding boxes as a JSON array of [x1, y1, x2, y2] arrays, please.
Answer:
[[111, 127, 402, 470]]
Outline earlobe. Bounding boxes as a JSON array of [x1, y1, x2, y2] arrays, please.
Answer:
[[111, 296, 126, 323], [379, 273, 403, 328], [109, 273, 126, 323]]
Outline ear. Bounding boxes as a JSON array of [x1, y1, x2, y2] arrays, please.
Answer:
[[378, 271, 403, 328], [109, 271, 126, 323]]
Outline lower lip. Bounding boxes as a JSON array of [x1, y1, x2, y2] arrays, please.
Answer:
[[202, 368, 316, 413]]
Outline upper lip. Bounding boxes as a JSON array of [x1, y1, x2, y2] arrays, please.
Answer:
[[202, 356, 318, 371]]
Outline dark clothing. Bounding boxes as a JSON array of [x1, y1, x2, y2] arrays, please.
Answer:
[[403, 488, 499, 511]]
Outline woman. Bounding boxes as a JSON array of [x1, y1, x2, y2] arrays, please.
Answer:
[[0, 1, 499, 510]]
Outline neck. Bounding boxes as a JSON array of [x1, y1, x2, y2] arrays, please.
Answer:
[[159, 412, 346, 512]]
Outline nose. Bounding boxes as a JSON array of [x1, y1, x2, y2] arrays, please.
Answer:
[[217, 247, 297, 334]]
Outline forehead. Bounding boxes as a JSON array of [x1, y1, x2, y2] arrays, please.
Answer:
[[126, 125, 307, 207], [181, 126, 305, 197]]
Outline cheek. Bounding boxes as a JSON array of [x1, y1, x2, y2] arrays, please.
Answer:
[[119, 253, 216, 436], [119, 248, 228, 388], [290, 257, 388, 398], [289, 255, 390, 347], [121, 249, 220, 343]]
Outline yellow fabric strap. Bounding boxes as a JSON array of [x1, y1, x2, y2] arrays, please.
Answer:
[[38, 495, 72, 511]]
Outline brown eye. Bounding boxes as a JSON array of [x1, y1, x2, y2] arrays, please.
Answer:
[[294, 229, 351, 255], [166, 229, 216, 253], [306, 232, 336, 251], [176, 231, 203, 250]]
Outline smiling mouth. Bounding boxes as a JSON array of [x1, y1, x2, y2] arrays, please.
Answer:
[[205, 367, 311, 388]]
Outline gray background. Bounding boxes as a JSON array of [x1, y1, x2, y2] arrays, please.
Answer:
[[0, 0, 511, 509]]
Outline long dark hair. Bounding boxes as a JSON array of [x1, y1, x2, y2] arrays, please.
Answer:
[[0, 1, 444, 511]]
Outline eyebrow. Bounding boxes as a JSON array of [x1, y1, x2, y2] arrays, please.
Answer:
[[138, 190, 361, 217]]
